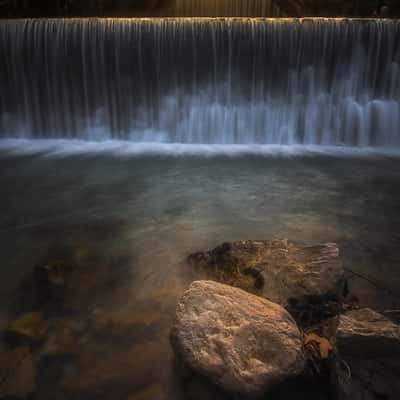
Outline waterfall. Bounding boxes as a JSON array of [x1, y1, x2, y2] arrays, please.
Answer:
[[0, 18, 399, 146]]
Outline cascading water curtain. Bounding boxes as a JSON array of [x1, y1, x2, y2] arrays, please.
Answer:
[[0, 18, 399, 146]]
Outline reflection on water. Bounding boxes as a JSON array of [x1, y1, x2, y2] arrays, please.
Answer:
[[0, 142, 400, 399]]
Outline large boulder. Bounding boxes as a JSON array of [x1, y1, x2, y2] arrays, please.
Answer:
[[170, 280, 305, 397], [189, 239, 345, 307], [336, 308, 400, 357]]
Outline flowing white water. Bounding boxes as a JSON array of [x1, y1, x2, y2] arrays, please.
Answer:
[[2, 139, 400, 159], [0, 18, 399, 146]]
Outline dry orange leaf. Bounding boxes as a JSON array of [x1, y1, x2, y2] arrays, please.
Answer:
[[304, 333, 333, 359]]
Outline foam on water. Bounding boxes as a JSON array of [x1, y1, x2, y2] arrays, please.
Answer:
[[1, 139, 400, 159]]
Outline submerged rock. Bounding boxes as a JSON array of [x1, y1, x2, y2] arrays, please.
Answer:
[[41, 318, 84, 358], [62, 339, 171, 395], [336, 308, 400, 357], [170, 280, 304, 397], [0, 346, 36, 399], [26, 248, 133, 313], [5, 311, 49, 344], [189, 239, 344, 307], [90, 306, 167, 338]]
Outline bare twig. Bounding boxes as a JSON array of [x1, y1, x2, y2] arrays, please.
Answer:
[[344, 268, 400, 301]]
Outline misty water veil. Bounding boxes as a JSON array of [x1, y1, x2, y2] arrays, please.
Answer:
[[0, 18, 399, 146]]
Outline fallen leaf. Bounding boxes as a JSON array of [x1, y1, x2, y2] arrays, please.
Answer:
[[304, 333, 333, 359]]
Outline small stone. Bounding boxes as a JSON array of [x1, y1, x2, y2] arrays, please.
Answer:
[[5, 312, 49, 343], [336, 308, 400, 357], [170, 280, 305, 397], [0, 346, 36, 398]]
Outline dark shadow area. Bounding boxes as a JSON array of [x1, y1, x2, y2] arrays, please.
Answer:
[[0, 0, 400, 18]]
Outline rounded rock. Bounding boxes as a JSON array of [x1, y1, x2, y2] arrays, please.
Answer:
[[170, 280, 305, 397]]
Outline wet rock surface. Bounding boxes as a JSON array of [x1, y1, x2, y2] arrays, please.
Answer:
[[186, 243, 400, 400], [336, 308, 400, 356], [189, 239, 345, 307], [170, 280, 305, 397], [334, 309, 400, 400]]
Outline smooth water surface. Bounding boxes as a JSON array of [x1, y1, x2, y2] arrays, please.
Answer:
[[0, 143, 400, 399]]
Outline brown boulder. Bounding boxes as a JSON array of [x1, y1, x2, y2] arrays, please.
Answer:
[[170, 281, 304, 397], [336, 308, 400, 357], [189, 239, 344, 307]]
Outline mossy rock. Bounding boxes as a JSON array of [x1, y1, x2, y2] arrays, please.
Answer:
[[188, 239, 344, 308]]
